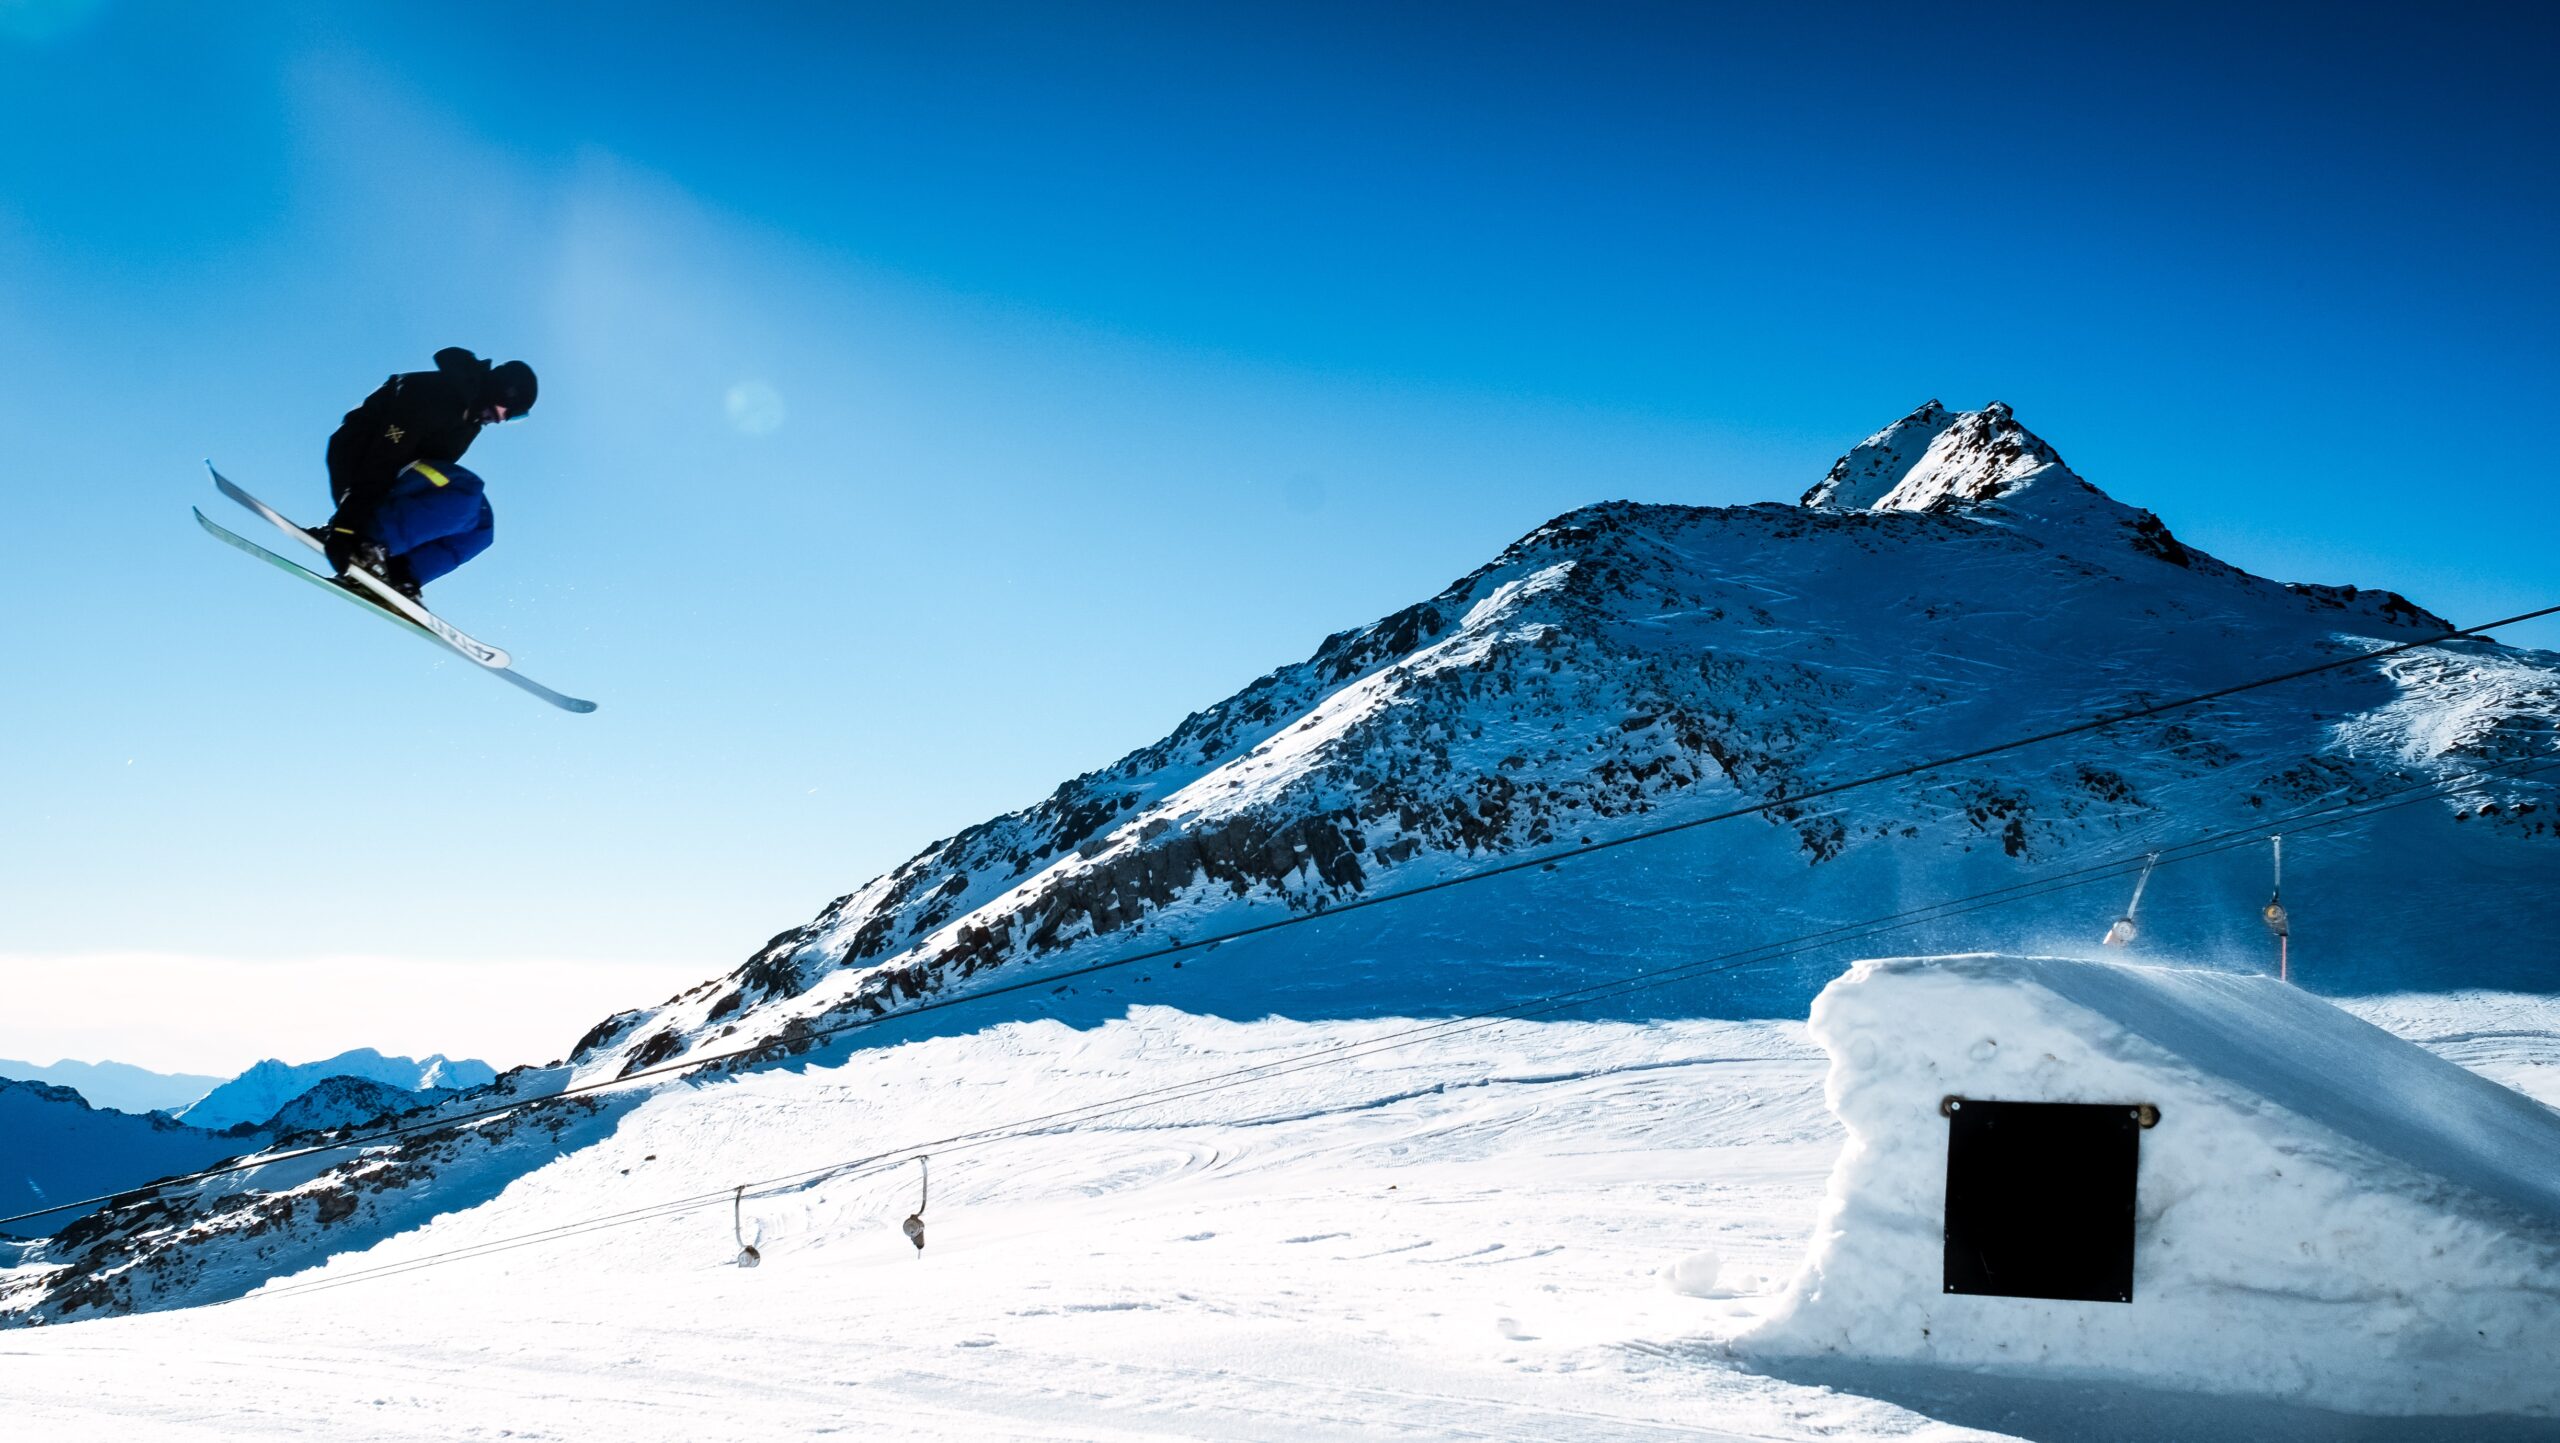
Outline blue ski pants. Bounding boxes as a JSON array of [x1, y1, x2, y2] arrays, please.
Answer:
[[371, 461, 494, 585]]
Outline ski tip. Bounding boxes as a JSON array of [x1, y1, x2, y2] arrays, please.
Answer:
[[498, 671, 600, 712]]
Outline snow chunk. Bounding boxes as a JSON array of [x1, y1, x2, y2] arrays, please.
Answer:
[[1742, 954, 2560, 1417], [1663, 1247, 1728, 1298]]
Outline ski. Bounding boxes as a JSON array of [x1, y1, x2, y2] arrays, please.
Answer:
[[194, 508, 598, 714], [205, 462, 511, 669]]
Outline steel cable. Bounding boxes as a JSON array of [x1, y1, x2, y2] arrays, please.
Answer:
[[6, 605, 2548, 1231]]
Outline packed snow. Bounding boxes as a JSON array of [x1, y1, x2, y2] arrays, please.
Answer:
[[8, 978, 2560, 1441], [1744, 955, 2560, 1416]]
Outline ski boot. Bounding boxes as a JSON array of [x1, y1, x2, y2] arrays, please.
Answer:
[[327, 537, 423, 608]]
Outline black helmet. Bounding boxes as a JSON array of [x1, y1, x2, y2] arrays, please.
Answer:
[[483, 360, 538, 420]]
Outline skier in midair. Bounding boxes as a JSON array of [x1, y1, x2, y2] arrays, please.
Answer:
[[318, 347, 537, 602]]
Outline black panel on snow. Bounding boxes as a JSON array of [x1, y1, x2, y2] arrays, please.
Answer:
[[1941, 1097, 2146, 1304]]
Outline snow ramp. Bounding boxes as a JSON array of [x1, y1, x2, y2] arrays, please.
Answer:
[[1741, 953, 2560, 1417]]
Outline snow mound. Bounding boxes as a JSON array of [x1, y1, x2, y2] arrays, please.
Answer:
[[1742, 953, 2560, 1417]]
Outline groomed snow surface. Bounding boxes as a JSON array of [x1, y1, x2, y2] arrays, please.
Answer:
[[1748, 957, 2560, 1418], [10, 971, 2560, 1442]]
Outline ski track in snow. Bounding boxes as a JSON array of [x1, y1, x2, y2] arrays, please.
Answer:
[[9, 1000, 2558, 1442]]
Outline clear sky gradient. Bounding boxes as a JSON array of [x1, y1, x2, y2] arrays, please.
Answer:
[[4, 1, 2554, 1073]]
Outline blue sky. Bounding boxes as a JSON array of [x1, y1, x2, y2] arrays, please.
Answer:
[[4, 1, 2554, 1072]]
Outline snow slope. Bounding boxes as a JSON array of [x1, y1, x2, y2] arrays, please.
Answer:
[[175, 1049, 494, 1131], [0, 1082, 245, 1240], [566, 401, 2554, 1096], [0, 1059, 221, 1118], [8, 994, 2560, 1441], [1743, 955, 2560, 1415]]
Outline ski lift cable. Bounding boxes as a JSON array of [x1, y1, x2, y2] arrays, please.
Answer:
[[789, 759, 2560, 1178], [215, 765, 2498, 1275], [6, 734, 2542, 1236], [10, 719, 2545, 1241], [505, 758, 2560, 1197], [238, 761, 2546, 1313], [221, 758, 2555, 1308], [237, 1193, 736, 1306], [749, 758, 2554, 1185]]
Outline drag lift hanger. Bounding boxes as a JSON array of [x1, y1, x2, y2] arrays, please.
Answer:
[[2102, 852, 2160, 947], [2263, 835, 2291, 981]]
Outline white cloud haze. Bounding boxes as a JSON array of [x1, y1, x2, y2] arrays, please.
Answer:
[[0, 951, 707, 1077]]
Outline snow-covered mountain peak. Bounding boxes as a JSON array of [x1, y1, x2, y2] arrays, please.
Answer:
[[543, 407, 2530, 1087], [176, 1050, 495, 1131], [1800, 398, 1958, 509], [1801, 398, 2250, 581], [1803, 398, 2081, 514]]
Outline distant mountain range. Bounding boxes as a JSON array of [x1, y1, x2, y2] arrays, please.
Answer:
[[0, 1049, 496, 1129], [0, 1049, 496, 1240], [0, 1058, 222, 1117], [175, 1049, 495, 1131]]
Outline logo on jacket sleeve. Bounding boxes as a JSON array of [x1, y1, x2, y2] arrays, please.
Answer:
[[385, 424, 406, 443]]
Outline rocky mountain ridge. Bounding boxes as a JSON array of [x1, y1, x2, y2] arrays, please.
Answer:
[[570, 401, 2536, 1087], [1, 1064, 472, 1245], [259, 1075, 459, 1143], [177, 1050, 494, 1131]]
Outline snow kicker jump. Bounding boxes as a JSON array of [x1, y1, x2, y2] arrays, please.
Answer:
[[196, 465, 596, 714]]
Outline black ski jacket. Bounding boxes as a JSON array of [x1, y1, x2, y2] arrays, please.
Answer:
[[325, 347, 494, 528]]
